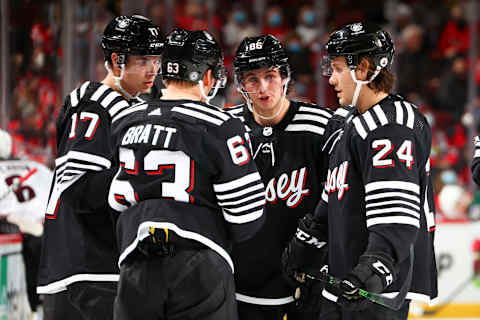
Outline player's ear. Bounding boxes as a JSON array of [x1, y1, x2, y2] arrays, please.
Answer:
[[110, 53, 119, 68], [202, 69, 214, 87], [355, 58, 369, 81]]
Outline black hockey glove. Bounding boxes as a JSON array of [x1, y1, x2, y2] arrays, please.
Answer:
[[292, 266, 328, 313], [281, 213, 328, 286], [323, 253, 397, 311]]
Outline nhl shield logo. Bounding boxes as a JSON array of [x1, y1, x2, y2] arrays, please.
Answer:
[[116, 19, 129, 31], [350, 23, 363, 33]]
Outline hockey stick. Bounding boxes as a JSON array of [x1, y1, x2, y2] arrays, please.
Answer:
[[0, 168, 38, 200], [422, 274, 476, 316], [297, 245, 414, 311]]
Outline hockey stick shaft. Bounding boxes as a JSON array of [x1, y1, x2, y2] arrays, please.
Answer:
[[423, 274, 475, 315], [0, 168, 38, 200], [300, 245, 414, 311]]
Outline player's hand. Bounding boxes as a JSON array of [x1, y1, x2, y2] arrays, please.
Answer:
[[323, 253, 397, 311], [293, 277, 325, 312], [281, 213, 327, 286], [323, 275, 370, 311]]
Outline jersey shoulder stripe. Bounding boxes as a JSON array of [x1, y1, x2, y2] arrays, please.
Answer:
[[69, 81, 91, 107], [68, 82, 130, 119], [285, 103, 333, 136], [351, 104, 389, 139], [112, 102, 148, 124], [89, 85, 130, 118], [351, 99, 420, 139], [394, 101, 416, 129], [352, 99, 425, 139], [333, 106, 351, 118], [172, 102, 233, 126], [225, 104, 246, 122]]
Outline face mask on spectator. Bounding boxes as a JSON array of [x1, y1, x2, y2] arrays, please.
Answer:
[[441, 170, 458, 185], [268, 13, 283, 27], [234, 11, 247, 24], [295, 82, 307, 95], [287, 42, 302, 53], [302, 11, 315, 25]]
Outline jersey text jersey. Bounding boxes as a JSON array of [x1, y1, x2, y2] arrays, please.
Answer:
[[108, 99, 266, 272], [316, 95, 438, 303], [226, 101, 340, 305], [38, 81, 134, 294]]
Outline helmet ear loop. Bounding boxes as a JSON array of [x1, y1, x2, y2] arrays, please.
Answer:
[[104, 56, 139, 100], [234, 73, 255, 111], [198, 75, 222, 104], [349, 66, 381, 108]]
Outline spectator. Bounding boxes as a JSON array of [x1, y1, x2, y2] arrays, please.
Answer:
[[223, 6, 257, 51], [435, 54, 468, 121], [396, 24, 435, 102], [438, 4, 470, 59], [262, 6, 288, 41], [176, 0, 222, 38], [296, 5, 319, 47]]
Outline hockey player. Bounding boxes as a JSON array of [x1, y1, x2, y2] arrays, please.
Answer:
[[471, 136, 480, 185], [108, 28, 266, 320], [283, 22, 438, 320], [0, 129, 52, 318], [227, 34, 343, 320], [37, 16, 163, 320]]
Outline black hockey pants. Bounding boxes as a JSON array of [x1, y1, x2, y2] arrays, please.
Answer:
[[114, 248, 238, 320]]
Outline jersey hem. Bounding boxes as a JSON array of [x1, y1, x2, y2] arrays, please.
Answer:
[[235, 293, 294, 305], [118, 221, 234, 273], [37, 273, 119, 294]]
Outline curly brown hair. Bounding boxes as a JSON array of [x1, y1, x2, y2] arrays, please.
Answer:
[[360, 56, 396, 94]]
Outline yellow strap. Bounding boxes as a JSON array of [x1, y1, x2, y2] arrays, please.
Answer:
[[164, 228, 169, 242], [149, 227, 157, 243]]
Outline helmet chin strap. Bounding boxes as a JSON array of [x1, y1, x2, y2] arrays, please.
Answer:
[[243, 77, 291, 121], [104, 61, 140, 100], [198, 78, 222, 104], [349, 67, 381, 108]]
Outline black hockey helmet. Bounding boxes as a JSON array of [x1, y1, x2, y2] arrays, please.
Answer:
[[322, 22, 394, 75], [101, 15, 163, 64], [233, 34, 290, 80], [161, 28, 226, 85]]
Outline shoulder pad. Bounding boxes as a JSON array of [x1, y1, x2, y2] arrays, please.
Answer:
[[111, 102, 148, 124], [224, 104, 246, 121], [351, 98, 423, 140], [171, 102, 234, 126], [285, 102, 333, 136], [68, 81, 131, 119]]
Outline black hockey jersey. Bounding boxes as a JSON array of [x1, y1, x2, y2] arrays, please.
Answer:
[[226, 101, 343, 305], [38, 82, 134, 294], [316, 95, 438, 304], [471, 136, 480, 186], [108, 99, 266, 272]]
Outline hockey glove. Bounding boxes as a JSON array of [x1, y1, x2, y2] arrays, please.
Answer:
[[281, 213, 328, 286], [293, 267, 327, 313], [323, 253, 397, 311]]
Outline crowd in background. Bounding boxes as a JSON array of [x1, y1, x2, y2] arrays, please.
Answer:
[[4, 0, 480, 222]]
